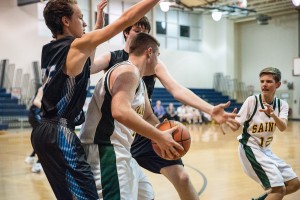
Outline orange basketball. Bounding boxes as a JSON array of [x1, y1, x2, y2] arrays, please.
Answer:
[[151, 119, 191, 160]]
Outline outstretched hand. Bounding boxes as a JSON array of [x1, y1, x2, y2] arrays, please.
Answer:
[[211, 101, 238, 124], [156, 126, 184, 160], [219, 107, 240, 134]]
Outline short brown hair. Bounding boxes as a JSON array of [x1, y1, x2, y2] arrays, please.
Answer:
[[123, 16, 151, 41], [129, 33, 160, 56], [259, 67, 281, 82], [43, 0, 77, 38]]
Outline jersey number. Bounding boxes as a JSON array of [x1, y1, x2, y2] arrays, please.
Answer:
[[260, 136, 273, 147]]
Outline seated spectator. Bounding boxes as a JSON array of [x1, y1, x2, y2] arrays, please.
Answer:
[[153, 100, 166, 122], [191, 107, 202, 124], [177, 104, 192, 124], [201, 111, 212, 124], [165, 103, 179, 121]]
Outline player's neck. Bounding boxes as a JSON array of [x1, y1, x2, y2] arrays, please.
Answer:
[[128, 56, 147, 77], [262, 94, 274, 104], [124, 42, 130, 53]]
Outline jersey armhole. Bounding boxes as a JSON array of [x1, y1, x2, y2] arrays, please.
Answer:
[[246, 95, 258, 123]]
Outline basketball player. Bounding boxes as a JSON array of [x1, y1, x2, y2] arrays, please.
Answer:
[[91, 16, 238, 200], [229, 67, 300, 200], [30, 0, 161, 199], [79, 32, 183, 199], [25, 85, 43, 173]]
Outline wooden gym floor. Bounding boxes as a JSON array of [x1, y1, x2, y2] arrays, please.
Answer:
[[0, 122, 299, 200]]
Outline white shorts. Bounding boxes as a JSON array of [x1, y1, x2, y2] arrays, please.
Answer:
[[83, 143, 154, 200], [238, 143, 297, 190]]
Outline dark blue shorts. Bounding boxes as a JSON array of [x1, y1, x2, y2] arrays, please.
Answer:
[[131, 134, 183, 174], [31, 119, 98, 200]]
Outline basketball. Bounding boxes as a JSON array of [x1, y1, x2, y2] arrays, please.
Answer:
[[152, 119, 191, 160]]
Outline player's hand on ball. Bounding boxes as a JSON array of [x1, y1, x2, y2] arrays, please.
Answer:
[[152, 120, 191, 160], [155, 126, 183, 160]]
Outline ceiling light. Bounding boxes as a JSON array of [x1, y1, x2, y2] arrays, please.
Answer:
[[160, 1, 170, 12], [292, 0, 300, 6], [212, 11, 222, 21]]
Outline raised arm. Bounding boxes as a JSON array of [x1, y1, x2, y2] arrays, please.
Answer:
[[67, 0, 159, 76], [155, 61, 213, 113], [90, 0, 108, 74], [94, 0, 107, 30]]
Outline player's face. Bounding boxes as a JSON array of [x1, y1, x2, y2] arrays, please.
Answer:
[[68, 4, 87, 38], [260, 74, 280, 96], [126, 25, 149, 44], [145, 46, 160, 76]]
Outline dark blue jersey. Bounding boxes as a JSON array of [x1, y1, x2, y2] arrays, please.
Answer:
[[41, 36, 90, 125]]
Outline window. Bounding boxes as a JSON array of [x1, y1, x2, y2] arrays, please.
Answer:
[[156, 22, 167, 34], [180, 25, 190, 37], [155, 6, 202, 52]]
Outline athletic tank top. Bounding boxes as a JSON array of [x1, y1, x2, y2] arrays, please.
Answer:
[[237, 94, 288, 149], [108, 49, 156, 99], [41, 36, 90, 125], [79, 61, 146, 149]]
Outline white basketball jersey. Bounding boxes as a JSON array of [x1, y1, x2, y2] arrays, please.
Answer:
[[79, 61, 146, 153], [236, 94, 288, 149]]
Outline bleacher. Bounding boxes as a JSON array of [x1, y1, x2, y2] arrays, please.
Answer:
[[0, 87, 30, 129], [151, 88, 243, 112], [0, 56, 247, 131], [0, 59, 39, 130]]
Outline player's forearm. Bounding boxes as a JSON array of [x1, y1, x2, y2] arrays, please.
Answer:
[[76, 0, 159, 54], [113, 108, 162, 141], [90, 4, 105, 74], [33, 99, 42, 109], [144, 113, 160, 126], [94, 10, 105, 30], [270, 113, 287, 131]]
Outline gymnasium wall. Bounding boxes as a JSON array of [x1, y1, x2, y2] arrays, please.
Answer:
[[0, 1, 299, 118], [0, 0, 235, 88], [236, 14, 299, 119]]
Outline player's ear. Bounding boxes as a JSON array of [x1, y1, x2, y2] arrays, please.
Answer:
[[61, 16, 70, 27], [123, 30, 129, 40], [276, 81, 281, 88], [147, 47, 153, 57]]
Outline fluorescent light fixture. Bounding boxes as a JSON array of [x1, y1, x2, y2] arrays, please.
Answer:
[[292, 0, 300, 6], [160, 1, 170, 12], [212, 11, 222, 21]]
